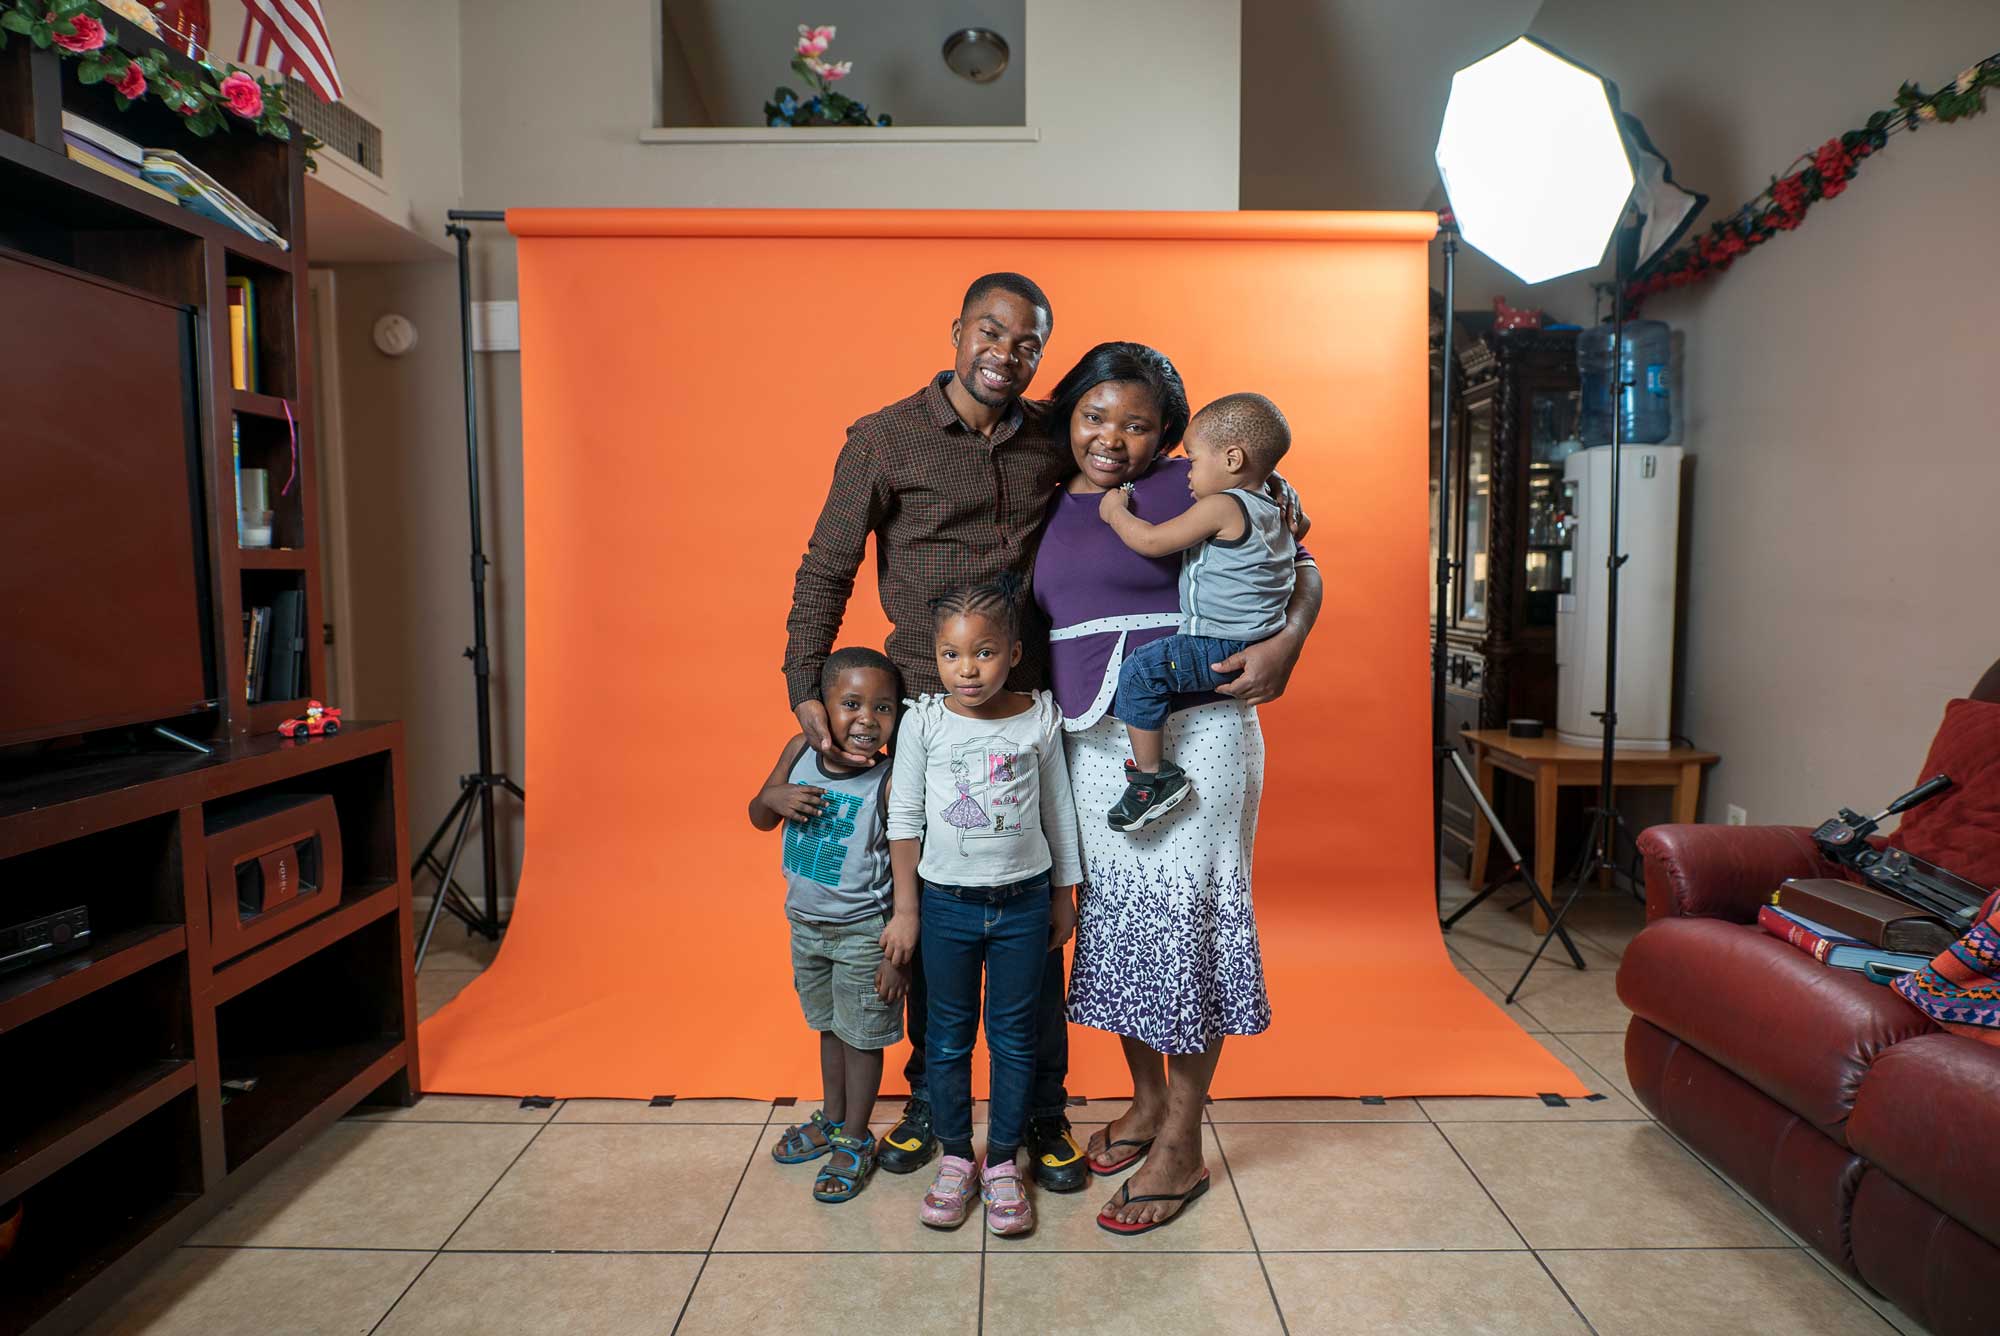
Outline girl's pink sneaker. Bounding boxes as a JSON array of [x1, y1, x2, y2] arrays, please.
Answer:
[[981, 1159, 1035, 1237], [919, 1155, 979, 1229]]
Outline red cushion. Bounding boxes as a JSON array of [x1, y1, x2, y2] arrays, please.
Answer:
[[1847, 1033, 2000, 1249], [1889, 698, 2000, 893]]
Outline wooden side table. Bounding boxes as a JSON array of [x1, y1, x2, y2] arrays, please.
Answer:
[[1462, 729, 1721, 931]]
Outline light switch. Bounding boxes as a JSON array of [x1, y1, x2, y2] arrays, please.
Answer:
[[472, 300, 520, 352]]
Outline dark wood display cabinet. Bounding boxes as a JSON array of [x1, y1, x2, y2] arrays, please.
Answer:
[[0, 32, 416, 1336], [1431, 325, 1583, 875], [0, 727, 418, 1336]]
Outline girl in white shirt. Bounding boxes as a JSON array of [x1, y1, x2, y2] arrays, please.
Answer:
[[886, 575, 1082, 1238]]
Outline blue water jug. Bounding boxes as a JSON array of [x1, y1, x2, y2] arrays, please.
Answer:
[[1577, 319, 1671, 445]]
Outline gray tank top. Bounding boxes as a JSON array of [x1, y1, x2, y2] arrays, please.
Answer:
[[1180, 487, 1296, 641], [781, 748, 893, 925]]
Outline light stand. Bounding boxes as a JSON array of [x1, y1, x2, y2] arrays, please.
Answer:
[[1430, 222, 1457, 911], [1504, 218, 1641, 1000], [1432, 218, 1587, 977], [1433, 36, 1661, 999], [413, 209, 523, 971]]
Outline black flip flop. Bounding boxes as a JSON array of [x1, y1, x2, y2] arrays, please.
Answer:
[[1088, 1135, 1155, 1175], [1096, 1168, 1212, 1235]]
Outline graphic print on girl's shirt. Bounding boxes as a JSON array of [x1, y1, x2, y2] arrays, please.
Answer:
[[944, 737, 1026, 853]]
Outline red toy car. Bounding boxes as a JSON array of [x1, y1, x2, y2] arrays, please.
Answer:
[[278, 700, 342, 738]]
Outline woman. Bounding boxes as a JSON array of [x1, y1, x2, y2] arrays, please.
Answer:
[[1031, 342, 1322, 1232]]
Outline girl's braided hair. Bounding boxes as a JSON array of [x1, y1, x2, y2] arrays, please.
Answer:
[[928, 570, 1026, 641]]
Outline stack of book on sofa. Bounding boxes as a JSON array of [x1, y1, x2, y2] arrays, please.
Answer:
[[1759, 877, 1962, 977]]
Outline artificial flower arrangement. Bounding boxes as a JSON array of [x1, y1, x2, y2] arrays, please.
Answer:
[[1627, 54, 1996, 310], [764, 24, 892, 128], [0, 0, 299, 147]]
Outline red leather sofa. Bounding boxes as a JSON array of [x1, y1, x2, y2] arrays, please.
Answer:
[[1618, 667, 2000, 1335]]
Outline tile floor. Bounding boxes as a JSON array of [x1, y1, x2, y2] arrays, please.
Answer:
[[83, 877, 1931, 1335]]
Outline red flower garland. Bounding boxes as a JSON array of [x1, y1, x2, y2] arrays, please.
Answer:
[[1626, 55, 1995, 310]]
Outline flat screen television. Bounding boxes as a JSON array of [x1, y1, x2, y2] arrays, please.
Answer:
[[0, 249, 218, 748]]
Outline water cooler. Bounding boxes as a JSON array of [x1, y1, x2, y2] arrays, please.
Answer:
[[1556, 444, 1683, 750]]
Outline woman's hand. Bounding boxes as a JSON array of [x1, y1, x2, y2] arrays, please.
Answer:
[[1212, 631, 1304, 706], [1098, 486, 1133, 522], [880, 914, 920, 967], [1050, 885, 1078, 950], [1265, 474, 1312, 541], [759, 781, 827, 824]]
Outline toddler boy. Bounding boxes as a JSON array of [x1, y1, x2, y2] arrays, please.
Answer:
[[1097, 393, 1297, 830]]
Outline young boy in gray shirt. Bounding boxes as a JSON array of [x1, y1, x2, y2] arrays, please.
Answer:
[[1097, 393, 1297, 830], [749, 646, 904, 1203]]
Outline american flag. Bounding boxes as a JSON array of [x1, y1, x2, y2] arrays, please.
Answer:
[[235, 0, 344, 104]]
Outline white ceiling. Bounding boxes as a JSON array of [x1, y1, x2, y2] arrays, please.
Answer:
[[662, 0, 1027, 127], [1241, 0, 1546, 210]]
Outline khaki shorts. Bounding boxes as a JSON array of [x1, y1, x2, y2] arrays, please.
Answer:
[[790, 913, 903, 1051]]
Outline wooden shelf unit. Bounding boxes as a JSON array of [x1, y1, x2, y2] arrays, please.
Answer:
[[0, 29, 324, 741], [0, 726, 417, 1336], [0, 40, 416, 1336]]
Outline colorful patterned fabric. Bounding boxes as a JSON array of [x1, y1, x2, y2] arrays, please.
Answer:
[[1893, 912, 2000, 1045]]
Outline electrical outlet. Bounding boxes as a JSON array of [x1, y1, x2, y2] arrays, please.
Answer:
[[1726, 804, 1748, 827]]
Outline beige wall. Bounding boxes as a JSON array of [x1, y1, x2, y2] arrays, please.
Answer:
[[1466, 0, 1999, 826], [326, 0, 1242, 909]]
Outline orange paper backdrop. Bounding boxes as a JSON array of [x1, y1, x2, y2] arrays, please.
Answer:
[[419, 208, 1587, 1101]]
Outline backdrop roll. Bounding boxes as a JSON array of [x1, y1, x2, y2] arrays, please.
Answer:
[[420, 208, 1588, 1101]]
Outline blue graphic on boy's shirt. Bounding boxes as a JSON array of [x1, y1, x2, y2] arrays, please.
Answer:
[[783, 790, 863, 887]]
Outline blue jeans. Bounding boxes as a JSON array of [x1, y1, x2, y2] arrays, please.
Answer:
[[921, 874, 1052, 1159], [902, 943, 1070, 1118], [1113, 633, 1250, 732]]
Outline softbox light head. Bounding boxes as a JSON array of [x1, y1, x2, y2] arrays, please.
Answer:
[[1435, 37, 1636, 285]]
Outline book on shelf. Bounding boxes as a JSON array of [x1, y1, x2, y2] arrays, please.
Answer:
[[139, 151, 289, 251], [60, 110, 143, 165], [226, 277, 258, 392], [244, 605, 270, 703], [266, 589, 306, 702], [1757, 905, 1935, 974], [233, 418, 244, 545], [65, 142, 180, 204]]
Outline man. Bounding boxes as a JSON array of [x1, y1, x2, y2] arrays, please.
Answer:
[[783, 273, 1317, 1192]]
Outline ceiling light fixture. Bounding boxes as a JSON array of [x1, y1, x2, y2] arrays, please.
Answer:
[[942, 28, 1010, 84]]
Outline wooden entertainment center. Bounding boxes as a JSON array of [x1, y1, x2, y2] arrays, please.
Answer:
[[0, 31, 416, 1336]]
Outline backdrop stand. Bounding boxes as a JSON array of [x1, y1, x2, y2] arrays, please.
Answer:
[[414, 208, 522, 971]]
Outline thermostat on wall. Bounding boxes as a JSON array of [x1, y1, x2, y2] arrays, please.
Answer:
[[373, 313, 418, 356]]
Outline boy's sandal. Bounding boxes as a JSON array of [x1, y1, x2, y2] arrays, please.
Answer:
[[771, 1110, 840, 1164], [812, 1134, 876, 1203], [1088, 1134, 1156, 1175], [1096, 1168, 1211, 1235]]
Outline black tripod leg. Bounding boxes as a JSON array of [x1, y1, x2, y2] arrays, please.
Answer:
[[1511, 876, 1589, 970], [1439, 750, 1586, 968], [1442, 864, 1520, 928], [415, 792, 481, 970], [412, 780, 477, 882], [1507, 866, 1592, 1003]]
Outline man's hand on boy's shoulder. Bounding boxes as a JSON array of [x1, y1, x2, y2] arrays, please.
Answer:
[[795, 698, 879, 768], [880, 914, 919, 968], [874, 957, 909, 1005]]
